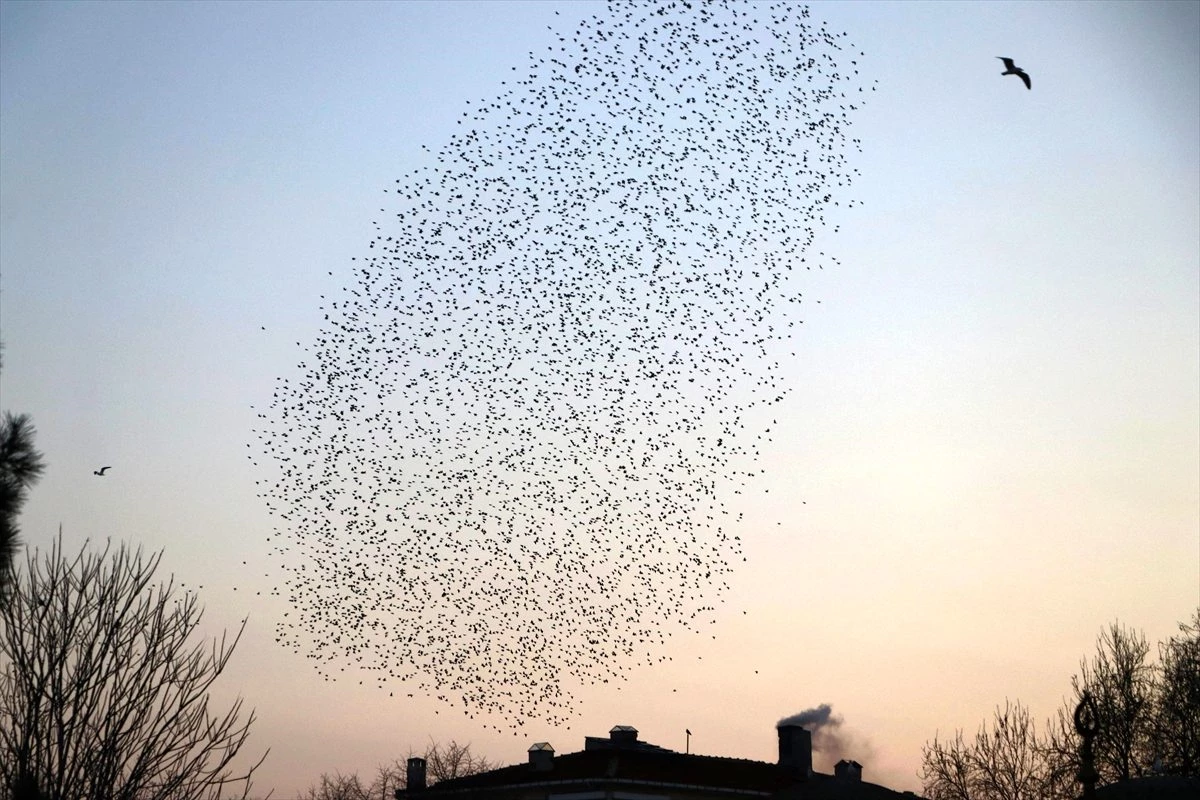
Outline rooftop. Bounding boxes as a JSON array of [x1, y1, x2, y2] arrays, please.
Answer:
[[400, 721, 923, 799]]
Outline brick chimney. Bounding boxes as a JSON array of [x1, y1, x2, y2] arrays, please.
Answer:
[[406, 757, 426, 791], [528, 742, 554, 771], [835, 760, 863, 781], [777, 724, 812, 776]]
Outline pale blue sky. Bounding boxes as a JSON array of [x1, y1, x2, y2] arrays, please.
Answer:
[[1, 1, 1197, 796]]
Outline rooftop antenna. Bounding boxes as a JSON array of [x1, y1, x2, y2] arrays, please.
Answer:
[[686, 729, 692, 754]]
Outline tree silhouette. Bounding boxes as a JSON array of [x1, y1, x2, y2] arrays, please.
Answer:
[[922, 613, 1200, 800], [920, 700, 1054, 800], [0, 534, 266, 800], [303, 772, 371, 800], [303, 741, 496, 800], [1074, 622, 1156, 783], [423, 739, 496, 782], [0, 342, 46, 603], [1152, 611, 1200, 776]]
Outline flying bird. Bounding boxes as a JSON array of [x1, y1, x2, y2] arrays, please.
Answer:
[[93, 466, 111, 476], [997, 57, 1031, 90]]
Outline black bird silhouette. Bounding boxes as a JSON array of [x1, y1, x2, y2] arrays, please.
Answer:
[[93, 466, 111, 476], [997, 57, 1031, 90]]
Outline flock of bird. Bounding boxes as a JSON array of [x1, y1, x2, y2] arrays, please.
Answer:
[[252, 0, 871, 732]]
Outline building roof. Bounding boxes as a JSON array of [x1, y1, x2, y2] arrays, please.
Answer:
[[776, 778, 923, 800], [415, 746, 797, 794], [409, 747, 921, 799], [1093, 776, 1200, 799], [401, 723, 923, 799]]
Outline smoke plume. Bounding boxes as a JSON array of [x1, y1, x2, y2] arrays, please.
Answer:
[[778, 703, 840, 731], [778, 704, 875, 770]]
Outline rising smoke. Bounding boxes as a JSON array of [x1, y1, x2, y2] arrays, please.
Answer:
[[778, 702, 840, 730], [778, 704, 874, 769]]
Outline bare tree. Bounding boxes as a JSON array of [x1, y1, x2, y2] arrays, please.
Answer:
[[920, 729, 975, 800], [970, 701, 1047, 800], [423, 739, 496, 782], [1072, 614, 1200, 780], [303, 772, 370, 800], [0, 534, 267, 800], [1073, 621, 1155, 783], [303, 740, 496, 800], [1040, 705, 1083, 800], [920, 700, 1055, 800], [370, 761, 407, 800], [925, 614, 1198, 800], [1153, 609, 1200, 776]]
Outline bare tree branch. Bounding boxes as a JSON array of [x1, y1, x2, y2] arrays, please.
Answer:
[[0, 534, 268, 800], [920, 701, 1057, 800], [922, 613, 1200, 800], [423, 739, 496, 782], [920, 729, 976, 800], [1072, 621, 1155, 783], [301, 741, 495, 800], [1153, 609, 1200, 776]]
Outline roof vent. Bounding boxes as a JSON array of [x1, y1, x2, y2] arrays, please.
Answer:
[[610, 725, 639, 746], [528, 742, 554, 771], [835, 760, 863, 781]]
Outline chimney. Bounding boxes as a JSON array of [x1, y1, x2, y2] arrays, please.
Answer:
[[406, 757, 426, 791], [835, 760, 863, 781], [528, 742, 554, 771], [610, 725, 639, 746], [777, 724, 813, 776]]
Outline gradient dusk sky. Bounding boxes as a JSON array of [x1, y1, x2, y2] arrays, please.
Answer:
[[1, 1, 1197, 796]]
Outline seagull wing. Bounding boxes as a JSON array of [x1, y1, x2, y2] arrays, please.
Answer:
[[997, 56, 1017, 70], [1017, 70, 1031, 90]]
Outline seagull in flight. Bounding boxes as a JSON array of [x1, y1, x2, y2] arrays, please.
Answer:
[[997, 57, 1031, 90], [93, 466, 112, 476]]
